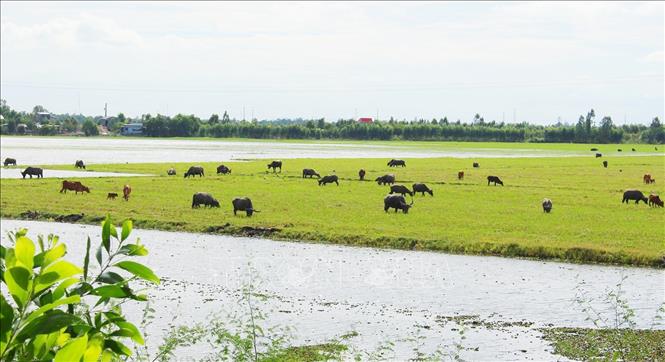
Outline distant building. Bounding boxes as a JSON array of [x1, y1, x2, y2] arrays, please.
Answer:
[[120, 123, 143, 136], [35, 112, 52, 123], [358, 117, 373, 123]]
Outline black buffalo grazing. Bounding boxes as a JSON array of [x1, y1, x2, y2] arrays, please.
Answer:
[[303, 169, 320, 178], [184, 166, 205, 178], [617, 149, 622, 152], [632, 148, 636, 152], [217, 165, 231, 175], [390, 184, 413, 196], [412, 183, 433, 196], [4, 158, 16, 166], [359, 169, 366, 181], [648, 194, 664, 208], [487, 176, 504, 186], [595, 153, 602, 158], [167, 168, 176, 176], [384, 194, 412, 213], [542, 198, 553, 213], [318, 175, 339, 186], [268, 160, 282, 173], [590, 148, 598, 151], [21, 167, 43, 179], [603, 160, 608, 168], [192, 192, 220, 208], [75, 160, 86, 169], [458, 171, 464, 180], [232, 197, 258, 216], [473, 162, 479, 168], [60, 180, 90, 194], [622, 190, 648, 205], [387, 159, 406, 167], [107, 192, 118, 200], [375, 174, 396, 185]]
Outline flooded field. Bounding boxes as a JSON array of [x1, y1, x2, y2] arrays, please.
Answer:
[[0, 167, 150, 179], [1, 219, 662, 360], [0, 137, 609, 165]]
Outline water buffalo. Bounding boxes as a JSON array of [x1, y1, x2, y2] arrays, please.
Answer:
[[318, 175, 339, 186], [21, 167, 43, 179], [384, 194, 412, 213], [107, 192, 118, 200], [603, 161, 608, 168], [473, 162, 479, 168], [622, 189, 648, 204], [487, 176, 504, 186], [632, 148, 636, 152], [192, 192, 220, 208], [595, 153, 602, 158], [232, 197, 258, 216], [458, 171, 464, 180], [648, 194, 664, 208], [387, 159, 406, 167], [123, 185, 131, 201], [60, 180, 90, 194], [184, 166, 204, 178], [268, 160, 282, 173], [390, 184, 413, 196], [617, 149, 622, 152], [412, 183, 433, 196], [3, 158, 16, 166], [303, 169, 320, 178], [167, 168, 176, 176], [590, 148, 598, 151], [75, 160, 86, 169], [375, 174, 396, 185], [542, 198, 552, 213], [217, 165, 231, 175], [359, 169, 366, 181]]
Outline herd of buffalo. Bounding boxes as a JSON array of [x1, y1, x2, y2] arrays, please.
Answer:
[[3, 150, 663, 216]]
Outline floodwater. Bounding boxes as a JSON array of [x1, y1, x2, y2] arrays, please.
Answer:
[[1, 220, 662, 360], [0, 136, 606, 165], [0, 168, 149, 179]]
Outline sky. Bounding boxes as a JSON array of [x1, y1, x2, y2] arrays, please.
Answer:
[[1, 1, 663, 124]]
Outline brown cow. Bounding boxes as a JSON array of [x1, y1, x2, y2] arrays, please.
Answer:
[[648, 194, 663, 208], [60, 180, 90, 194], [643, 174, 652, 184], [107, 192, 118, 200], [123, 185, 131, 201], [458, 171, 464, 180]]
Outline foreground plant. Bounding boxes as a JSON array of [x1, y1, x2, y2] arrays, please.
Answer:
[[0, 216, 158, 361]]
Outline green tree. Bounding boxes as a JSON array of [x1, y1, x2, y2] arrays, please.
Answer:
[[82, 120, 99, 136], [209, 114, 220, 124]]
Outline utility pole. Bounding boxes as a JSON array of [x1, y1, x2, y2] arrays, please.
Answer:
[[104, 103, 108, 118], [243, 106, 246, 121], [376, 109, 379, 122]]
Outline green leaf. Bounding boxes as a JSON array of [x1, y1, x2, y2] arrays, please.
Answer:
[[35, 260, 83, 294], [112, 321, 144, 345], [41, 243, 67, 268], [15, 236, 35, 269], [97, 271, 124, 285], [52, 278, 79, 301], [114, 261, 159, 285], [4, 266, 31, 308], [0, 294, 14, 339], [16, 311, 83, 342], [91, 285, 130, 299], [54, 335, 88, 362], [117, 244, 148, 257], [103, 339, 131, 356], [101, 217, 111, 253], [83, 335, 103, 362], [121, 220, 132, 242], [83, 237, 91, 281], [95, 245, 103, 267], [23, 295, 81, 326]]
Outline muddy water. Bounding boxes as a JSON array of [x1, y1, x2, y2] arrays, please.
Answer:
[[1, 220, 662, 360], [0, 168, 150, 179], [0, 137, 597, 166]]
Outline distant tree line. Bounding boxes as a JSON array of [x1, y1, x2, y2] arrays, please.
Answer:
[[1, 99, 663, 144]]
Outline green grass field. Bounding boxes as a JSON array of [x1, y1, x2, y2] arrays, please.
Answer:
[[1, 156, 664, 267]]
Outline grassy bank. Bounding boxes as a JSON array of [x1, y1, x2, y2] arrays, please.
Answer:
[[1, 156, 664, 267]]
